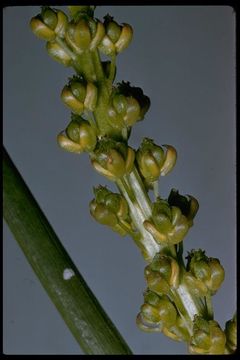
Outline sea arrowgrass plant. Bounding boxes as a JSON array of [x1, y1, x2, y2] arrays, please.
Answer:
[[28, 5, 236, 354]]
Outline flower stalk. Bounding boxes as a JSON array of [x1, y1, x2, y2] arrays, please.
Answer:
[[28, 5, 236, 354]]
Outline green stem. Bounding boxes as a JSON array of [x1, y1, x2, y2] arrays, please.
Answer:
[[108, 54, 116, 87], [91, 49, 105, 83], [205, 294, 214, 320], [153, 180, 159, 199], [116, 176, 160, 262], [73, 51, 96, 82], [3, 147, 132, 355], [117, 165, 207, 334]]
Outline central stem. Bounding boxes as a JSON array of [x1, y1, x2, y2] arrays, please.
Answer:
[[116, 165, 206, 331]]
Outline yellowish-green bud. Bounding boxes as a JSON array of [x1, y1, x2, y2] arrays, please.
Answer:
[[138, 291, 178, 332], [149, 252, 180, 289], [61, 77, 98, 114], [65, 17, 105, 54], [57, 115, 97, 154], [183, 272, 208, 297], [30, 8, 68, 41], [225, 314, 237, 353], [189, 316, 226, 354], [106, 83, 150, 132], [89, 201, 118, 227], [145, 266, 170, 295], [206, 258, 225, 295], [89, 186, 131, 236], [144, 197, 190, 245], [168, 188, 199, 226], [136, 138, 177, 183], [186, 250, 225, 295], [91, 139, 135, 181], [98, 15, 133, 56], [136, 138, 165, 182]]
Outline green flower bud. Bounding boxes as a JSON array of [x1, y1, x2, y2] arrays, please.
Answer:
[[136, 138, 165, 182], [136, 138, 177, 184], [139, 291, 177, 331], [144, 266, 170, 295], [152, 199, 172, 232], [57, 115, 97, 154], [91, 139, 135, 181], [123, 97, 141, 126], [149, 252, 180, 289], [66, 19, 91, 53], [61, 77, 98, 114], [189, 316, 226, 354], [144, 197, 190, 245], [107, 82, 150, 132], [117, 81, 151, 120], [41, 7, 58, 30], [225, 314, 237, 353], [186, 249, 211, 280], [165, 316, 190, 342], [98, 15, 133, 56], [157, 297, 178, 329], [206, 258, 225, 295], [46, 41, 72, 67], [105, 194, 129, 220], [65, 16, 105, 54], [112, 94, 128, 115], [89, 186, 131, 236], [90, 201, 118, 227], [186, 250, 225, 295], [93, 185, 129, 221], [30, 7, 68, 41], [106, 83, 150, 133], [183, 272, 208, 297], [115, 23, 133, 53], [168, 188, 199, 226]]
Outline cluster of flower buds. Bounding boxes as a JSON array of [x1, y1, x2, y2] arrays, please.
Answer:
[[144, 189, 198, 245], [89, 186, 132, 236], [98, 15, 133, 56], [224, 314, 237, 353], [106, 82, 150, 132], [30, 7, 73, 67], [136, 290, 189, 342], [184, 249, 225, 297], [61, 76, 98, 114], [189, 315, 226, 354], [30, 7, 134, 66], [136, 138, 177, 186], [91, 138, 135, 181], [57, 114, 97, 154]]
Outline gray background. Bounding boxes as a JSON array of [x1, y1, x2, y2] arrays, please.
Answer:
[[3, 6, 236, 355]]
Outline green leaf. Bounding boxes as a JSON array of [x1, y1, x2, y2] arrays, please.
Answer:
[[3, 147, 132, 355]]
